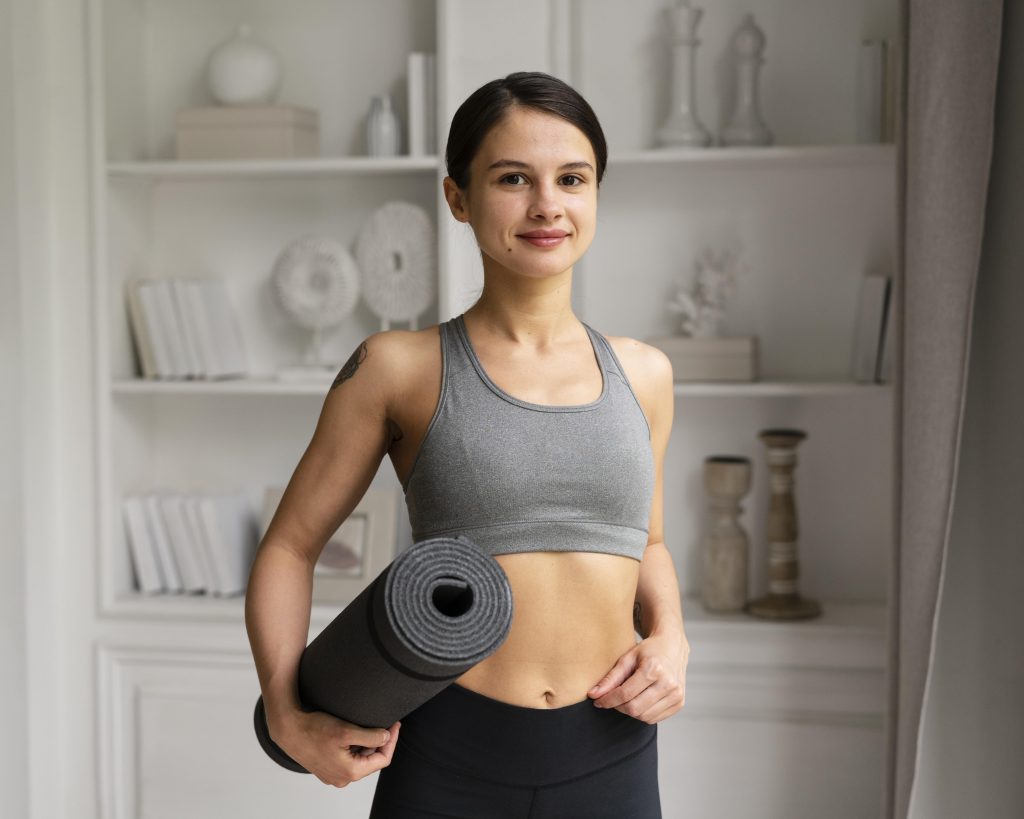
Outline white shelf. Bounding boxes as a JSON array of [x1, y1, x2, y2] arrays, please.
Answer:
[[674, 381, 893, 397], [112, 376, 337, 396], [103, 145, 893, 182], [108, 590, 347, 628], [107, 155, 441, 180], [608, 143, 895, 170], [111, 377, 893, 398], [107, 589, 886, 657]]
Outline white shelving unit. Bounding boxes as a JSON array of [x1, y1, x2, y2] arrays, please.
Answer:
[[88, 0, 898, 817]]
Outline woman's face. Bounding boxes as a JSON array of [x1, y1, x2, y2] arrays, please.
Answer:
[[443, 105, 599, 280]]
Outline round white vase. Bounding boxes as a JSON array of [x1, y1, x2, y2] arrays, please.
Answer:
[[207, 23, 282, 106]]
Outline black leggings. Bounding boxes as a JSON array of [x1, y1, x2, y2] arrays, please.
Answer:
[[369, 681, 661, 819]]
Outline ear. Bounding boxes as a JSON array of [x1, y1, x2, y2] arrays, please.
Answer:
[[442, 176, 471, 224]]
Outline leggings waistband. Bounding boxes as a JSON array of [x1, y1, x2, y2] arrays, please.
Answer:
[[396, 681, 657, 788]]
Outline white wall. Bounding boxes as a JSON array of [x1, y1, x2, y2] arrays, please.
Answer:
[[910, 2, 1024, 816], [0, 0, 29, 814]]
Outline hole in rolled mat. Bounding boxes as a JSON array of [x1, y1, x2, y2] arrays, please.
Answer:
[[432, 578, 474, 617]]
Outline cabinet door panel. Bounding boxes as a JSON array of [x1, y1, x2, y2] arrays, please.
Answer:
[[657, 663, 884, 819], [99, 645, 379, 819]]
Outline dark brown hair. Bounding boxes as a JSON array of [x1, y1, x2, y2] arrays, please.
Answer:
[[444, 71, 608, 191]]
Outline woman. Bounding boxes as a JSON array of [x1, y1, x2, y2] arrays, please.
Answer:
[[245, 71, 689, 818]]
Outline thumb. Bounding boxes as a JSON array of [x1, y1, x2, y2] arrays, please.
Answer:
[[589, 654, 637, 698], [350, 725, 393, 749]]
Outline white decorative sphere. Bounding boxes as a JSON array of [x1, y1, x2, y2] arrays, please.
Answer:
[[207, 23, 282, 106]]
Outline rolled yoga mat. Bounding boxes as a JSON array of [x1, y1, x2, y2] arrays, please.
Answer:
[[254, 534, 514, 773]]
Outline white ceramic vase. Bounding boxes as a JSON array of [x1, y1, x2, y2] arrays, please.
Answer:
[[206, 23, 282, 106], [366, 94, 402, 156]]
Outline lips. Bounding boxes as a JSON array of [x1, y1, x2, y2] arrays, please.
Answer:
[[517, 229, 569, 238]]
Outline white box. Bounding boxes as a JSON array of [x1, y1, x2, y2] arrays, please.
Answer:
[[646, 335, 759, 382], [175, 105, 320, 160]]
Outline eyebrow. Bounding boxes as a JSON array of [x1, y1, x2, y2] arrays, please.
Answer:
[[486, 159, 594, 173]]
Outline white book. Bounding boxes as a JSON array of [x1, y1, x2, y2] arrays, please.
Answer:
[[199, 278, 248, 378], [182, 278, 220, 378], [407, 52, 428, 156], [170, 278, 203, 378], [122, 495, 165, 594], [850, 273, 891, 382], [157, 493, 207, 593], [183, 496, 220, 593], [134, 281, 173, 378], [125, 276, 159, 379], [142, 492, 183, 593], [197, 492, 257, 597], [424, 53, 436, 155], [154, 279, 190, 378]]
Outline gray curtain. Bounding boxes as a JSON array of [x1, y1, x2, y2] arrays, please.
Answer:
[[884, 1, 1005, 817]]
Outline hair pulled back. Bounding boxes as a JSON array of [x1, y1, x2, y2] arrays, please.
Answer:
[[444, 71, 608, 192]]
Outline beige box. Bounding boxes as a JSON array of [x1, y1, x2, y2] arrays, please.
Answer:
[[175, 104, 320, 159], [646, 335, 759, 382]]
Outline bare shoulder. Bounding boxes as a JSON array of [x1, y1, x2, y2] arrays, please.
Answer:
[[603, 335, 674, 402], [340, 323, 441, 410]]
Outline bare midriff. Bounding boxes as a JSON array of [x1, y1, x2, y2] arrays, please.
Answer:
[[388, 323, 645, 710], [452, 550, 641, 709]]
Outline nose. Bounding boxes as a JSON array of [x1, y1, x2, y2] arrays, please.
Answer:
[[527, 179, 565, 222]]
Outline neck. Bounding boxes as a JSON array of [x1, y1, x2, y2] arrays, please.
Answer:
[[465, 261, 579, 348]]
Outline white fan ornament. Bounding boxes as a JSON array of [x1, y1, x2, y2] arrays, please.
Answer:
[[355, 201, 436, 330], [271, 235, 361, 383]]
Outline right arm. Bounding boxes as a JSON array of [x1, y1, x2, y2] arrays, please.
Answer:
[[244, 333, 402, 786]]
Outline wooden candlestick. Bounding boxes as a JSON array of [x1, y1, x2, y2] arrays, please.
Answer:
[[745, 428, 822, 620]]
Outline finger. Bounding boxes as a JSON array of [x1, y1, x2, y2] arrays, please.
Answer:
[[380, 722, 401, 762], [350, 723, 402, 772], [596, 671, 655, 709], [637, 691, 678, 723], [609, 682, 664, 717], [589, 653, 638, 699]]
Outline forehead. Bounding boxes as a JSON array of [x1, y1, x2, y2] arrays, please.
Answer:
[[475, 106, 594, 166]]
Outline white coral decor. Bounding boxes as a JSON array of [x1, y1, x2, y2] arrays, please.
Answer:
[[667, 244, 745, 337]]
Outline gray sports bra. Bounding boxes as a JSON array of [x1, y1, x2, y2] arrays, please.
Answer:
[[402, 312, 655, 562]]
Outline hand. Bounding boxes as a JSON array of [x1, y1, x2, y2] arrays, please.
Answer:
[[270, 708, 401, 788], [587, 632, 689, 723]]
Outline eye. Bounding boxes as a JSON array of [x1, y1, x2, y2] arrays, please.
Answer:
[[561, 174, 585, 187], [500, 173, 527, 185]]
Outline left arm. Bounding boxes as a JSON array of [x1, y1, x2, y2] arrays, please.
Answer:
[[588, 342, 690, 723]]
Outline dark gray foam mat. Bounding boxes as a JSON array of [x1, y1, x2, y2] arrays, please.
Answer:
[[254, 534, 514, 772]]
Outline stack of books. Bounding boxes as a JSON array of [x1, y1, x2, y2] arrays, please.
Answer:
[[125, 275, 248, 379], [122, 490, 258, 597]]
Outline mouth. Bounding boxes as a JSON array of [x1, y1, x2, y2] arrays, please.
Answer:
[[517, 229, 570, 247]]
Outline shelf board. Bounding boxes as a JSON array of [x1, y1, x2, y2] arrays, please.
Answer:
[[106, 590, 885, 643], [111, 376, 893, 398], [108, 590, 345, 627], [113, 376, 337, 396], [608, 143, 895, 170], [103, 145, 893, 181], [674, 381, 893, 397], [107, 155, 440, 180]]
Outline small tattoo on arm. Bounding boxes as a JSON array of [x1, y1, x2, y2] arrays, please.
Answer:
[[633, 601, 644, 636], [331, 342, 367, 391]]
